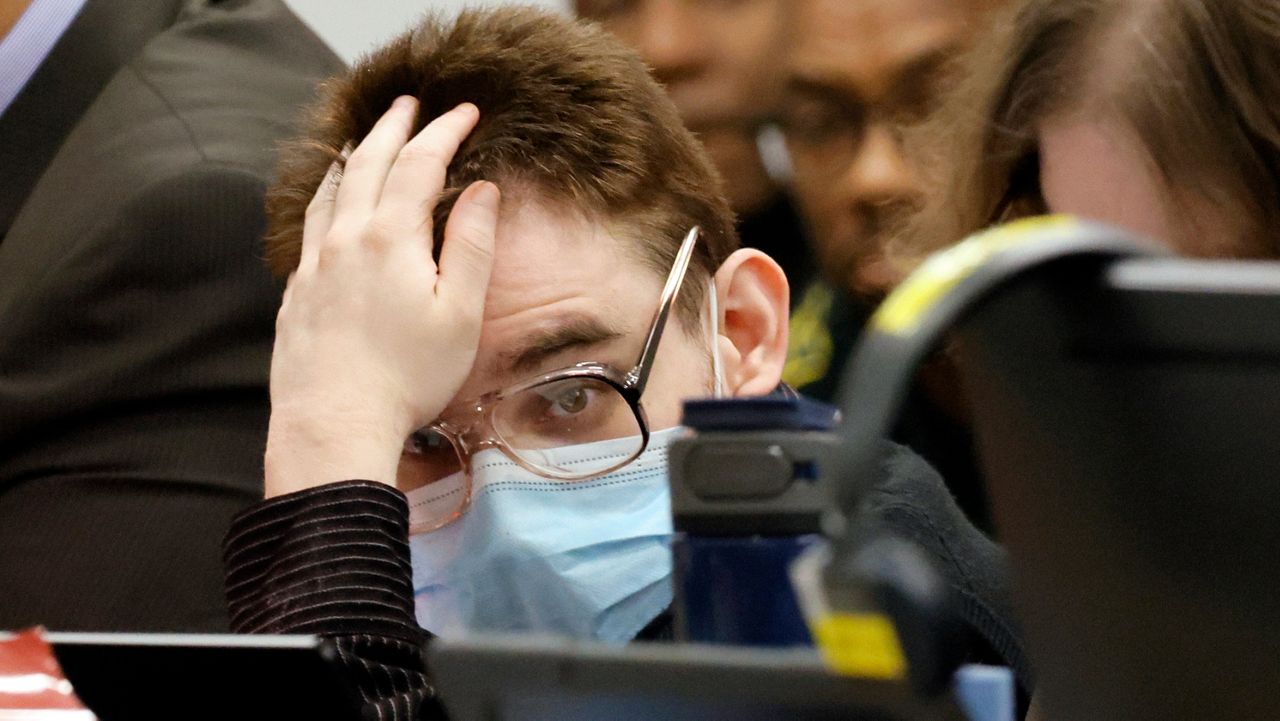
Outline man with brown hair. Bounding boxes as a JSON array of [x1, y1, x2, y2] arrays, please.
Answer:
[[223, 8, 1026, 718]]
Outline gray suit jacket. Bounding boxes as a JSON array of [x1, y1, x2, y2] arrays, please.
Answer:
[[0, 0, 342, 631]]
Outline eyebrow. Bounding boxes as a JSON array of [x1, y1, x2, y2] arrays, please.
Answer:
[[893, 44, 962, 98], [781, 76, 869, 119], [784, 42, 964, 108], [496, 315, 629, 378], [785, 76, 855, 104]]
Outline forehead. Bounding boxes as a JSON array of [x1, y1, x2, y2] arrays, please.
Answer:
[[788, 0, 980, 98], [477, 196, 664, 354]]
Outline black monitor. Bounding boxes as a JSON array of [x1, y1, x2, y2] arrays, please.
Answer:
[[44, 633, 363, 721], [428, 635, 966, 721], [954, 257, 1280, 720]]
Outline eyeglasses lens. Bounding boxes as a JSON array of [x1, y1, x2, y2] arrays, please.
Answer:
[[492, 376, 644, 477], [403, 428, 467, 532]]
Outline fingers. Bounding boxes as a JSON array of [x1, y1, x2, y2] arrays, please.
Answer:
[[332, 96, 418, 222], [437, 180, 501, 315], [378, 103, 481, 234], [299, 158, 343, 273], [281, 272, 297, 311]]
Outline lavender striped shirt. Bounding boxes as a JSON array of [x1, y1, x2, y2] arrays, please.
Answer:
[[0, 0, 88, 118]]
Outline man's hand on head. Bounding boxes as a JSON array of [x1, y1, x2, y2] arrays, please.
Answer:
[[264, 97, 500, 498]]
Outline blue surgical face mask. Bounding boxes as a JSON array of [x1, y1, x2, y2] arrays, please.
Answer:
[[406, 426, 682, 643], [406, 281, 726, 643]]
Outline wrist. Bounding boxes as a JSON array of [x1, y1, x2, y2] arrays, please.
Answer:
[[263, 409, 407, 498]]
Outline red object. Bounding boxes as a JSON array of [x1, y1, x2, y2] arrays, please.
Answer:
[[0, 628, 95, 718]]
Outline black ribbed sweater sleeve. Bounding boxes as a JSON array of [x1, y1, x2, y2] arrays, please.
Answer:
[[222, 481, 444, 721]]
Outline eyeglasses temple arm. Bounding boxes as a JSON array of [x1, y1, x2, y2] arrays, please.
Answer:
[[625, 226, 701, 393]]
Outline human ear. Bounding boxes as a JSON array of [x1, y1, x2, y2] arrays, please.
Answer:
[[713, 248, 790, 396]]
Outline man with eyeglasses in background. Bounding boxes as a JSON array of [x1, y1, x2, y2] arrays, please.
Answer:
[[222, 9, 1027, 719], [775, 0, 1009, 532], [571, 0, 856, 402]]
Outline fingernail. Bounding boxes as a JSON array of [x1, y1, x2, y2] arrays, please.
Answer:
[[456, 102, 479, 118], [473, 181, 500, 208], [393, 95, 417, 113]]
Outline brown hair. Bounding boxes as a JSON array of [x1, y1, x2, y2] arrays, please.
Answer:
[[264, 7, 737, 325], [893, 0, 1280, 268]]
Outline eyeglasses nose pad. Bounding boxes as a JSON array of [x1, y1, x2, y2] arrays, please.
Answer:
[[453, 425, 501, 462]]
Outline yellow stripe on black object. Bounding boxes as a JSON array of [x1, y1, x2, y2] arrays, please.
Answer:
[[783, 282, 836, 390], [873, 215, 1079, 337], [811, 612, 908, 680]]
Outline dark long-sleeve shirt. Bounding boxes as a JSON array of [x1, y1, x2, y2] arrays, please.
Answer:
[[223, 443, 1028, 721]]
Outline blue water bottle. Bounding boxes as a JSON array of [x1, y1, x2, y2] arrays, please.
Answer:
[[668, 394, 839, 647]]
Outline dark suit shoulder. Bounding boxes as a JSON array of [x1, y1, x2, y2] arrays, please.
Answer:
[[122, 0, 342, 175], [107, 162, 274, 280], [0, 0, 340, 636], [0, 0, 340, 302]]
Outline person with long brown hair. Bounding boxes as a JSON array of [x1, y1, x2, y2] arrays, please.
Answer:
[[895, 0, 1280, 265]]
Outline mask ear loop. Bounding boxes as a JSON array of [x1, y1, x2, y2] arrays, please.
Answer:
[[707, 279, 725, 398]]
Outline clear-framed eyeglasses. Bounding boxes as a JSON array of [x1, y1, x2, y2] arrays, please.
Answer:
[[404, 226, 704, 533]]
